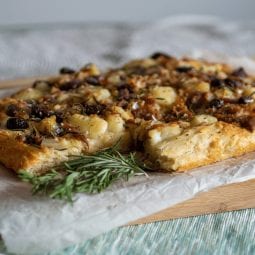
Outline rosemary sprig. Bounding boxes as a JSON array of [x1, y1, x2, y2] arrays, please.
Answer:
[[18, 146, 149, 202]]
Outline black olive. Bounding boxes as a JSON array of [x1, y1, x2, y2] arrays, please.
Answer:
[[59, 67, 76, 74], [6, 104, 19, 117], [24, 134, 42, 145], [224, 78, 242, 88], [6, 117, 29, 130], [30, 105, 45, 119], [55, 112, 64, 123], [150, 52, 172, 59], [231, 67, 247, 78], [84, 76, 101, 85], [60, 80, 82, 90], [175, 66, 193, 73], [238, 96, 254, 104], [210, 78, 224, 88], [30, 105, 53, 119], [209, 99, 224, 109], [83, 104, 106, 115]]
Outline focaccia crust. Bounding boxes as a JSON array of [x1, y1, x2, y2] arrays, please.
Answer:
[[144, 121, 255, 171], [0, 130, 84, 174], [1, 53, 255, 173]]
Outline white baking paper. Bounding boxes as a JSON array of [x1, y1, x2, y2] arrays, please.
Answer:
[[1, 16, 255, 255]]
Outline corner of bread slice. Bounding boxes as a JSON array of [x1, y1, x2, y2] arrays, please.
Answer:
[[144, 121, 255, 171], [0, 131, 85, 175]]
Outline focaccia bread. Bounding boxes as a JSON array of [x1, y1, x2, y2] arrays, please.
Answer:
[[1, 53, 255, 174]]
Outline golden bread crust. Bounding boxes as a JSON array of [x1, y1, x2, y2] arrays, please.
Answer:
[[0, 131, 84, 174], [145, 121, 255, 171]]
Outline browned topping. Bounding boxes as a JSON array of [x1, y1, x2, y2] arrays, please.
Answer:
[[150, 52, 172, 59], [186, 93, 209, 113], [30, 104, 54, 120], [6, 104, 20, 117], [3, 53, 255, 145], [241, 116, 255, 131], [59, 80, 82, 90], [84, 75, 101, 86], [132, 98, 161, 121], [175, 66, 193, 73], [117, 84, 134, 100], [24, 132, 43, 146], [209, 99, 224, 109], [55, 111, 64, 123], [224, 78, 242, 89], [210, 78, 224, 88], [82, 104, 106, 115], [238, 96, 254, 104], [59, 67, 76, 74], [165, 99, 193, 122], [6, 117, 29, 130], [231, 67, 247, 78]]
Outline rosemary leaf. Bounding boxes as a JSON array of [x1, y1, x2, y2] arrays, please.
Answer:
[[18, 146, 148, 202]]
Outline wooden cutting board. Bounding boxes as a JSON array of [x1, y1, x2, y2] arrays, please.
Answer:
[[130, 178, 255, 225], [1, 77, 255, 225]]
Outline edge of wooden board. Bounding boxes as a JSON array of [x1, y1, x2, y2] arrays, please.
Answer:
[[129, 178, 255, 225], [0, 76, 52, 89]]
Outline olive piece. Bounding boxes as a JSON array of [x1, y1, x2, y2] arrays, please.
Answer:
[[83, 104, 106, 115], [175, 66, 193, 73], [6, 104, 19, 117], [30, 105, 53, 119], [24, 134, 42, 146], [210, 78, 223, 88], [209, 99, 224, 109], [231, 67, 247, 78], [6, 117, 29, 130], [59, 67, 76, 74], [55, 112, 64, 123], [84, 76, 101, 85], [238, 96, 254, 104], [31, 105, 46, 119], [224, 78, 242, 88], [60, 80, 82, 90], [150, 52, 172, 59]]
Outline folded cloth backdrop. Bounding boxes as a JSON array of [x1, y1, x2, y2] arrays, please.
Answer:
[[0, 15, 255, 255]]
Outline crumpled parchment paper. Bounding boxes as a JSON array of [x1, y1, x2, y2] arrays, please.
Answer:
[[1, 15, 255, 255]]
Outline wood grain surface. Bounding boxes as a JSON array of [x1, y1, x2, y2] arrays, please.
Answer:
[[129, 178, 255, 225], [0, 76, 51, 89]]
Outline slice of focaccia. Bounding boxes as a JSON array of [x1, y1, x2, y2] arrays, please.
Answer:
[[1, 53, 255, 174]]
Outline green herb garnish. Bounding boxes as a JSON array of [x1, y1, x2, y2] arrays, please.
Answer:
[[18, 146, 148, 202]]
